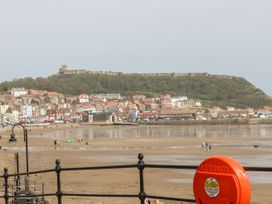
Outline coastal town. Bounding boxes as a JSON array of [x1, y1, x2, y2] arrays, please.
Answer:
[[1, 1, 272, 203], [0, 86, 271, 127]]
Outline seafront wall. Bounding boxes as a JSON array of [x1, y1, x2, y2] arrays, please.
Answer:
[[140, 118, 272, 126]]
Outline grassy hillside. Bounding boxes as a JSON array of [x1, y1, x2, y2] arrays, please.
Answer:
[[0, 73, 271, 108]]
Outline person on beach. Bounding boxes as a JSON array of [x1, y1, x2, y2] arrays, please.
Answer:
[[57, 140, 61, 148], [153, 199, 162, 204], [54, 140, 57, 150], [208, 143, 212, 151], [201, 141, 211, 151], [144, 198, 151, 204]]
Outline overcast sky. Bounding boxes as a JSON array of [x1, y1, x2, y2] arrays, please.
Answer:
[[0, 0, 271, 95]]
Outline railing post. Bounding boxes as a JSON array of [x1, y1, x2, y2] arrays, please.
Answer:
[[42, 182, 45, 202], [137, 153, 146, 204], [3, 167, 9, 204], [55, 159, 62, 204], [15, 152, 20, 189]]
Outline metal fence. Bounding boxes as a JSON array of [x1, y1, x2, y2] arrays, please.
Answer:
[[0, 153, 272, 204]]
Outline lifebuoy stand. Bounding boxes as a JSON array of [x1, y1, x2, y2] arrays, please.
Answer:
[[193, 156, 251, 204]]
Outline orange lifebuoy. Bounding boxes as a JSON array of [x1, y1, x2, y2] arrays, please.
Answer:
[[193, 155, 251, 204]]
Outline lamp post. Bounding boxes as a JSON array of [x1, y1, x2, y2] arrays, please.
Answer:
[[9, 123, 29, 176]]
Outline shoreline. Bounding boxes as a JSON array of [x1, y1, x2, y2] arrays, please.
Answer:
[[1, 118, 271, 136]]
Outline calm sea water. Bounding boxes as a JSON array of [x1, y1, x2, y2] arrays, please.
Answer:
[[42, 124, 272, 140]]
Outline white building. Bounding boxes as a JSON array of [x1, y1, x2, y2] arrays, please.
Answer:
[[195, 101, 202, 107], [92, 93, 122, 100], [0, 105, 9, 114], [79, 94, 90, 103], [21, 105, 33, 118], [171, 96, 188, 108], [11, 88, 28, 98]]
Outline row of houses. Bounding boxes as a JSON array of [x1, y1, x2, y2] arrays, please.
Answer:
[[0, 88, 204, 124], [2, 87, 269, 125]]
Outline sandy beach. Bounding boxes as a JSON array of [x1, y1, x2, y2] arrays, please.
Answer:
[[0, 124, 271, 204]]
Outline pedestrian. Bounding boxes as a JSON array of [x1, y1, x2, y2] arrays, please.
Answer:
[[202, 141, 209, 151], [208, 144, 212, 151], [144, 198, 151, 204], [54, 140, 57, 150], [57, 140, 61, 147]]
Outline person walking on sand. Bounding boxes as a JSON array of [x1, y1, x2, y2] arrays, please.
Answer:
[[208, 143, 212, 151], [202, 141, 209, 151], [145, 198, 151, 204], [202, 141, 212, 151], [57, 140, 61, 148], [54, 140, 57, 150]]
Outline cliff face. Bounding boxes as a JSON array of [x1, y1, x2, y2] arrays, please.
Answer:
[[0, 72, 271, 108]]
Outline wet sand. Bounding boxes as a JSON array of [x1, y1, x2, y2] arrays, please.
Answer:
[[0, 125, 272, 204]]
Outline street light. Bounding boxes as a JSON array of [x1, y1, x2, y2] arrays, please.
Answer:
[[9, 123, 29, 176]]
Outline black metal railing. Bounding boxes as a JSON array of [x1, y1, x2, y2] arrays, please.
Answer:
[[0, 153, 272, 204]]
